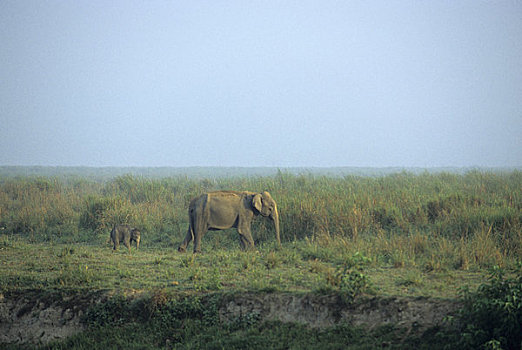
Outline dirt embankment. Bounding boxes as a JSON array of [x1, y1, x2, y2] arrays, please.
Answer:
[[220, 293, 459, 330], [0, 290, 460, 345], [0, 290, 105, 345]]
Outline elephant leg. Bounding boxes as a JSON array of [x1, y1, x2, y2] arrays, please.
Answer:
[[192, 221, 207, 254], [237, 227, 255, 251], [193, 231, 204, 253], [190, 209, 210, 254], [237, 211, 255, 250], [178, 226, 193, 253], [124, 238, 131, 253]]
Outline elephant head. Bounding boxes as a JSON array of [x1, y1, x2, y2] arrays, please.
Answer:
[[252, 191, 281, 247]]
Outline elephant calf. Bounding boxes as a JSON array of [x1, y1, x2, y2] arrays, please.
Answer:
[[110, 224, 141, 253]]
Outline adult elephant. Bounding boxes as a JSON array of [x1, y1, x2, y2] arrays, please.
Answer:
[[178, 191, 281, 253]]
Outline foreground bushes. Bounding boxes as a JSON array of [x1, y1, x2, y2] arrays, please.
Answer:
[[15, 264, 516, 350], [454, 265, 522, 350]]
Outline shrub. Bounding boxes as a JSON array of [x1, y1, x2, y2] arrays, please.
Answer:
[[455, 265, 522, 350], [325, 252, 372, 302]]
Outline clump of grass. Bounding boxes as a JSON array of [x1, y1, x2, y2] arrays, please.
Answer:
[[396, 270, 424, 288], [179, 254, 196, 268], [309, 258, 329, 274], [239, 252, 259, 271], [264, 251, 282, 270], [468, 225, 505, 267], [152, 257, 164, 265], [409, 231, 428, 255], [54, 264, 97, 287], [320, 252, 372, 301]]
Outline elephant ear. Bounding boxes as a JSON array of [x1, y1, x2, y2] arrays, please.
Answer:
[[252, 193, 263, 212]]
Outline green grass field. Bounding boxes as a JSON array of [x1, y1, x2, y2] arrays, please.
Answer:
[[1, 169, 521, 349], [0, 237, 490, 298]]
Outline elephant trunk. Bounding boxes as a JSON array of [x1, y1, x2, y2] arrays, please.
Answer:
[[271, 207, 281, 247]]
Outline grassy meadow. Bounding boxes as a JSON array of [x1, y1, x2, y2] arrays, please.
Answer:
[[1, 168, 521, 349], [1, 169, 520, 269]]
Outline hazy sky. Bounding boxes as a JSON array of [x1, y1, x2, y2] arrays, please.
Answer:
[[1, 1, 521, 167]]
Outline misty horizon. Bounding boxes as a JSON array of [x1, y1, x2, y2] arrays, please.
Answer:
[[1, 165, 519, 182]]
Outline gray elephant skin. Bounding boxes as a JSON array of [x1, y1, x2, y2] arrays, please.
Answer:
[[178, 191, 281, 253], [110, 224, 141, 252]]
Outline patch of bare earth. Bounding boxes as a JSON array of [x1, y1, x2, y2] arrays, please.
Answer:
[[0, 291, 459, 345]]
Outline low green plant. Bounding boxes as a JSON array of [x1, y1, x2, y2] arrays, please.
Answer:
[[203, 267, 223, 291], [179, 254, 197, 268], [187, 266, 223, 291], [263, 251, 281, 270], [56, 245, 75, 258], [82, 294, 131, 328], [239, 251, 259, 271], [453, 265, 522, 350], [152, 257, 164, 265], [325, 252, 372, 301], [0, 234, 14, 248], [396, 270, 424, 288], [54, 264, 96, 287], [228, 310, 261, 330]]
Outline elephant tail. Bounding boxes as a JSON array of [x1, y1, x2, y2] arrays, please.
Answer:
[[189, 207, 195, 242]]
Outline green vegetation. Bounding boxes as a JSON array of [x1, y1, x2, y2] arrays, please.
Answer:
[[1, 169, 521, 348], [5, 267, 520, 350], [1, 170, 520, 269], [452, 265, 522, 350], [0, 238, 490, 299]]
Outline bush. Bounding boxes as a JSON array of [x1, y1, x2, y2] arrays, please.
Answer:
[[325, 252, 372, 302], [455, 265, 522, 350]]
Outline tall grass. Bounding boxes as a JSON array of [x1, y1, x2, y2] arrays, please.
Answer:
[[0, 170, 520, 268]]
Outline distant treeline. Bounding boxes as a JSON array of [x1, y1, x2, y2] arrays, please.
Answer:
[[0, 165, 519, 180]]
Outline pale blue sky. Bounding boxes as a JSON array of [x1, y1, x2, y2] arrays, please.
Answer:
[[1, 1, 521, 167]]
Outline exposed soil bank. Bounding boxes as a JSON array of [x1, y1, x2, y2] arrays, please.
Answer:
[[0, 290, 106, 345], [220, 293, 459, 330], [0, 290, 460, 345]]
